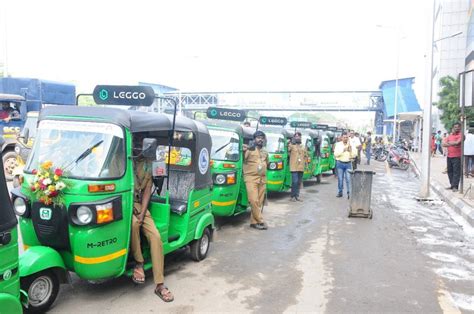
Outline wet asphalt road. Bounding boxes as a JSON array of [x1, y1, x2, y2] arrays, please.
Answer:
[[15, 159, 474, 313]]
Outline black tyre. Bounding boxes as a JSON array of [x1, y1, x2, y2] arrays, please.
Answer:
[[316, 174, 322, 183], [378, 153, 387, 162], [190, 228, 211, 262], [2, 151, 17, 181], [400, 162, 410, 171], [21, 270, 60, 313]]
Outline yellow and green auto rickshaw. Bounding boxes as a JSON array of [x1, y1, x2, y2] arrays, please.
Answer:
[[11, 86, 215, 312], [312, 124, 336, 174], [0, 136, 27, 314], [12, 112, 39, 188], [203, 107, 254, 216], [257, 116, 292, 192], [307, 130, 323, 183]]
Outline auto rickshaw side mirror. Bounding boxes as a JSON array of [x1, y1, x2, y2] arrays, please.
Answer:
[[21, 127, 30, 145], [142, 138, 157, 159]]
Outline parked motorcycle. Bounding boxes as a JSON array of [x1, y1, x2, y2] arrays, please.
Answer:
[[387, 143, 410, 170], [373, 144, 388, 162]]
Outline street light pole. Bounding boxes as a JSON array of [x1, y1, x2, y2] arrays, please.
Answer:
[[393, 32, 401, 143], [419, 0, 463, 199], [420, 0, 436, 199]]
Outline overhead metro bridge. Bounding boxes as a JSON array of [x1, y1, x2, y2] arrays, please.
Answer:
[[157, 90, 385, 132]]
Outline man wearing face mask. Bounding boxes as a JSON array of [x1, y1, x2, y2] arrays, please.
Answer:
[[243, 130, 269, 230], [288, 131, 306, 202]]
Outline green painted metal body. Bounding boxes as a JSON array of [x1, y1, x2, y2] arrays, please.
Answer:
[[17, 119, 214, 282], [265, 131, 292, 192], [0, 228, 23, 314], [302, 136, 316, 181], [319, 135, 336, 173], [207, 126, 248, 217]]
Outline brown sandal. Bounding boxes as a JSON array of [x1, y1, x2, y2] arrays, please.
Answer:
[[155, 284, 174, 302], [132, 265, 145, 284]]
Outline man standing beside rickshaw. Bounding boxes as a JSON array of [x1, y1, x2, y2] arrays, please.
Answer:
[[243, 130, 269, 230], [131, 134, 174, 302], [288, 131, 306, 202]]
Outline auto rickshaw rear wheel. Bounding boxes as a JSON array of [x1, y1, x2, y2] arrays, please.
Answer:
[[21, 269, 60, 313], [190, 228, 211, 262]]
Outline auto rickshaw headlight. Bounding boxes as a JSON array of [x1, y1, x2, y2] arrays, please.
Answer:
[[76, 206, 93, 225], [215, 174, 226, 185], [13, 197, 27, 216], [269, 162, 277, 170], [14, 145, 20, 154]]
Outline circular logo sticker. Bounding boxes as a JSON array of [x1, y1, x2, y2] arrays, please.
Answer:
[[210, 109, 218, 117], [3, 269, 12, 281], [198, 148, 209, 174]]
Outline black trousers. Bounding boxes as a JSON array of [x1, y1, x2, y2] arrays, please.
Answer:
[[447, 157, 461, 189]]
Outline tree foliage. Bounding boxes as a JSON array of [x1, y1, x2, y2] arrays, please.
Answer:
[[435, 75, 474, 131]]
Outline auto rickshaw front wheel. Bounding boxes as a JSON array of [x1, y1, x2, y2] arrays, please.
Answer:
[[190, 228, 211, 262], [21, 269, 60, 313], [2, 151, 18, 181]]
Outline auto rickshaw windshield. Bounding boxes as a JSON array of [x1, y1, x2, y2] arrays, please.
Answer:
[[209, 129, 240, 162], [25, 120, 126, 179], [266, 133, 285, 153]]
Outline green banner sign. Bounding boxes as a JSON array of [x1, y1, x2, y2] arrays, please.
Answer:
[[312, 124, 328, 130], [206, 107, 246, 121], [259, 116, 287, 126], [290, 121, 312, 128], [93, 85, 155, 106]]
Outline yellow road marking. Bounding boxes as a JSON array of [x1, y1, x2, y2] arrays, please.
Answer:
[[75, 249, 127, 265]]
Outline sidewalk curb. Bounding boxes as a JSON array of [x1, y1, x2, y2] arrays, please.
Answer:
[[410, 158, 474, 228]]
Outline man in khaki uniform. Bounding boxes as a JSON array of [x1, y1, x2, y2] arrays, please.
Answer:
[[243, 130, 269, 230], [130, 134, 174, 302], [288, 131, 306, 202]]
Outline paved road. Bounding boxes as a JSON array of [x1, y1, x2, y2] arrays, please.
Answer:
[[13, 160, 474, 313]]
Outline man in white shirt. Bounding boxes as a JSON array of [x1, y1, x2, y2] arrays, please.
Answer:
[[464, 129, 474, 177], [349, 130, 362, 170]]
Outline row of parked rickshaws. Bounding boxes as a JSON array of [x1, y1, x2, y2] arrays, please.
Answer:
[[0, 87, 342, 312]]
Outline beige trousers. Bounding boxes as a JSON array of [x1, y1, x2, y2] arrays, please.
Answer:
[[131, 211, 164, 284]]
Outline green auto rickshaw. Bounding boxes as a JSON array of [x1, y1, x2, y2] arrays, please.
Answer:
[[206, 122, 254, 216], [199, 107, 253, 217], [0, 136, 26, 314], [307, 130, 323, 183], [262, 127, 293, 192], [11, 105, 215, 312], [312, 124, 336, 174], [301, 132, 314, 181]]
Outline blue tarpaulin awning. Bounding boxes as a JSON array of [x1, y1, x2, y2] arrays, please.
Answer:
[[379, 77, 421, 118]]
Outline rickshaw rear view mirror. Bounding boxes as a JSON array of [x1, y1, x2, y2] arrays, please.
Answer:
[[22, 128, 30, 144], [142, 138, 157, 159]]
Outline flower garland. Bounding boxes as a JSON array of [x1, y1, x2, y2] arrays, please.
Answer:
[[29, 160, 68, 206]]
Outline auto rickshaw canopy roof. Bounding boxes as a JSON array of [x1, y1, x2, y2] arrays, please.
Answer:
[[39, 106, 213, 189], [39, 106, 209, 134], [202, 120, 254, 140]]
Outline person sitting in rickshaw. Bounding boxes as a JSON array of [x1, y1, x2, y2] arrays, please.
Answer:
[[0, 101, 20, 122], [131, 133, 174, 302]]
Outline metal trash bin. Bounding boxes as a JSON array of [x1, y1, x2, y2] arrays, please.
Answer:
[[348, 170, 376, 219]]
